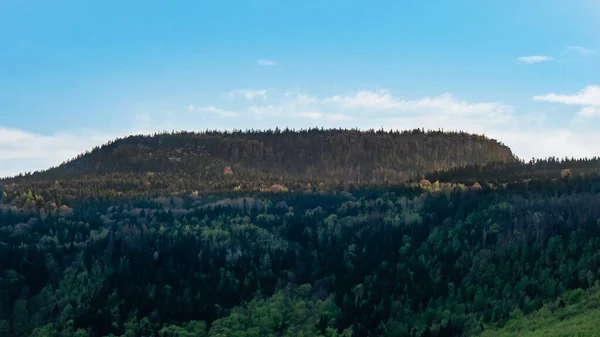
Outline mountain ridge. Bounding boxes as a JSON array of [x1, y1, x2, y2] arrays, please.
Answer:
[[3, 128, 516, 184]]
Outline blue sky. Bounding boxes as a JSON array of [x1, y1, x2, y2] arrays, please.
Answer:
[[1, 0, 599, 177]]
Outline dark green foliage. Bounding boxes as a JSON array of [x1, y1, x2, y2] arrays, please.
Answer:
[[427, 157, 600, 184], [479, 286, 600, 337], [2, 174, 600, 336]]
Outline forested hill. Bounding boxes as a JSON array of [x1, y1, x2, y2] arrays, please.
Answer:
[[6, 128, 515, 183], [3, 128, 600, 337]]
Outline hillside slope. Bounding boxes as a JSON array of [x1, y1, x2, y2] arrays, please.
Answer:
[[479, 287, 600, 337], [6, 128, 516, 183], [3, 174, 600, 337]]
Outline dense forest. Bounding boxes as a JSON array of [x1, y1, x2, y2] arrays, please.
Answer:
[[7, 128, 515, 183], [479, 286, 600, 337], [1, 129, 600, 337]]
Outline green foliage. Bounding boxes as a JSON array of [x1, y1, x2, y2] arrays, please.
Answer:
[[0, 320, 10, 336], [563, 288, 586, 305], [11, 300, 31, 337], [208, 285, 340, 337], [30, 324, 56, 337], [479, 287, 600, 337], [159, 321, 207, 337]]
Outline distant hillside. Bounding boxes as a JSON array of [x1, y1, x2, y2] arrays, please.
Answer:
[[426, 157, 600, 184], [6, 128, 516, 183]]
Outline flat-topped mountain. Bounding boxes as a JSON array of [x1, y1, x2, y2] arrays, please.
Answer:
[[6, 128, 516, 183]]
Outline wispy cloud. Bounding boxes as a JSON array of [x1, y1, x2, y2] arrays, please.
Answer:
[[196, 106, 238, 117], [0, 127, 123, 178], [564, 46, 595, 55], [296, 112, 351, 120], [577, 107, 600, 118], [518, 56, 554, 64], [220, 89, 516, 128], [533, 85, 600, 106], [534, 85, 600, 119], [489, 129, 600, 160], [324, 90, 398, 109], [257, 59, 277, 66], [225, 89, 268, 100], [187, 104, 238, 117], [248, 104, 284, 117], [287, 93, 319, 104], [323, 90, 514, 121]]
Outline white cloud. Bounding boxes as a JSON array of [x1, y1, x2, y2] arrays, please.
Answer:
[[257, 59, 277, 66], [187, 105, 195, 111], [518, 56, 554, 64], [248, 104, 284, 117], [577, 106, 600, 118], [533, 85, 600, 106], [325, 90, 398, 109], [533, 85, 600, 119], [296, 112, 351, 120], [564, 46, 595, 55], [0, 127, 123, 178], [196, 106, 238, 117], [323, 90, 514, 122], [290, 94, 319, 104], [490, 129, 600, 160], [225, 89, 268, 100]]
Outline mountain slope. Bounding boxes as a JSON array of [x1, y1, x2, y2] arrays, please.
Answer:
[[479, 287, 600, 337], [3, 174, 600, 337], [7, 128, 516, 183]]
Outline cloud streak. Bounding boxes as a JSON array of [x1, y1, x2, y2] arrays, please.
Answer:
[[225, 89, 268, 100], [533, 85, 600, 119], [196, 106, 238, 117], [257, 59, 277, 66], [518, 56, 554, 64], [564, 46, 595, 55], [577, 107, 600, 118], [322, 90, 514, 122], [296, 112, 351, 120], [533, 85, 600, 106]]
